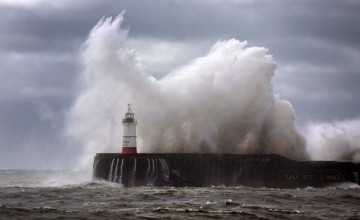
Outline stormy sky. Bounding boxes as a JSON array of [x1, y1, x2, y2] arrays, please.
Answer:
[[0, 0, 359, 169]]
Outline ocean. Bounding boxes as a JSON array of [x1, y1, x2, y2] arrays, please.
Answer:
[[0, 170, 359, 219]]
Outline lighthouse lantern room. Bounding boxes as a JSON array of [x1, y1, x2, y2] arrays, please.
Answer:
[[122, 104, 137, 154]]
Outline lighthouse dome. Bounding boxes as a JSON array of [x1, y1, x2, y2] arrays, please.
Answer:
[[123, 104, 136, 123]]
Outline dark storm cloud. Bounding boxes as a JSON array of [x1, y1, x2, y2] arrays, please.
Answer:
[[110, 0, 360, 48], [2, 0, 359, 53], [0, 0, 359, 168], [0, 52, 78, 100], [0, 6, 90, 53]]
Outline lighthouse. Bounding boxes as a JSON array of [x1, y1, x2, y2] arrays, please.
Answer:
[[122, 104, 137, 154]]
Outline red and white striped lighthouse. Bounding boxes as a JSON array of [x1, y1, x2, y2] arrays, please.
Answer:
[[122, 104, 137, 154]]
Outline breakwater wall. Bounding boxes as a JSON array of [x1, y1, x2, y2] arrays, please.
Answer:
[[93, 153, 360, 188]]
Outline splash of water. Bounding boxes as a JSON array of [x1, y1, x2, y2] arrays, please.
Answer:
[[113, 158, 119, 183], [67, 13, 308, 169], [131, 158, 137, 186], [150, 159, 156, 185], [146, 158, 151, 184], [108, 158, 115, 182], [305, 118, 360, 162], [160, 159, 170, 181], [119, 158, 124, 185], [67, 13, 360, 170]]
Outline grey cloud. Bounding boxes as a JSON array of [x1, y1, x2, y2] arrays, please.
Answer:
[[274, 65, 360, 125], [2, 1, 360, 53]]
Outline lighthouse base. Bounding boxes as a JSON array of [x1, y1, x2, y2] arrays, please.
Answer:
[[122, 147, 137, 154]]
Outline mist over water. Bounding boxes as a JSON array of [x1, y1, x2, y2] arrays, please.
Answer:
[[67, 13, 360, 169]]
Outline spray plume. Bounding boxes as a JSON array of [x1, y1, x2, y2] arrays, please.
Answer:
[[67, 14, 358, 168], [305, 118, 360, 162]]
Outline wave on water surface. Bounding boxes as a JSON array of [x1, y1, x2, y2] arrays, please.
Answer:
[[1, 170, 359, 219]]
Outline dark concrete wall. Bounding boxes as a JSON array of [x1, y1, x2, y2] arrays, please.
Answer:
[[93, 153, 360, 188]]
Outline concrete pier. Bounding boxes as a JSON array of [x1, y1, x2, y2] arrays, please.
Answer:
[[93, 153, 360, 188]]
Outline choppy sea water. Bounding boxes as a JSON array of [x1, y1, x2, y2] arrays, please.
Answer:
[[0, 170, 359, 219]]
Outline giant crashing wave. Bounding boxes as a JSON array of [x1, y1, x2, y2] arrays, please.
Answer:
[[67, 13, 360, 169]]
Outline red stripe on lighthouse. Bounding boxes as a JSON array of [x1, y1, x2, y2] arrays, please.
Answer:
[[122, 147, 137, 154]]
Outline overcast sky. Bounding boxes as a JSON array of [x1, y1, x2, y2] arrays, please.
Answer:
[[0, 0, 359, 169]]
